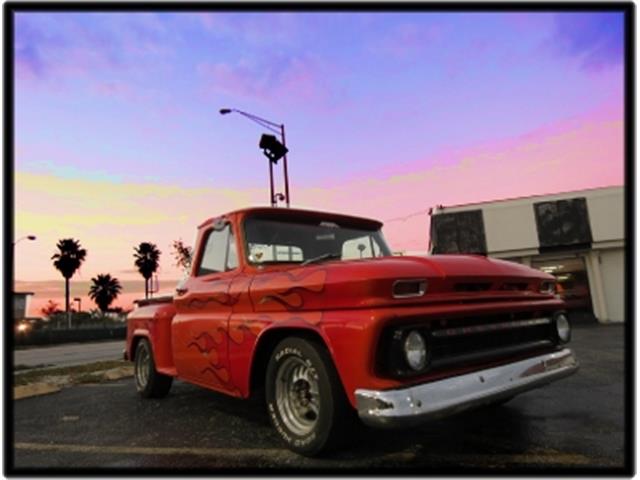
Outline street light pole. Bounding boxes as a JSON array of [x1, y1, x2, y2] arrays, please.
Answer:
[[280, 124, 290, 208], [74, 297, 81, 313], [220, 108, 291, 207], [12, 234, 37, 329], [268, 154, 276, 207]]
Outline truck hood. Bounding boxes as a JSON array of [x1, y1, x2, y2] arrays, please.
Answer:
[[249, 254, 555, 313], [336, 254, 549, 280]]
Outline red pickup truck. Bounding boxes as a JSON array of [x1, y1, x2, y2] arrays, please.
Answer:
[[126, 207, 578, 455]]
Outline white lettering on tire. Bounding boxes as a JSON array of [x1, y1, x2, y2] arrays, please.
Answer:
[[275, 347, 302, 362], [270, 346, 320, 448]]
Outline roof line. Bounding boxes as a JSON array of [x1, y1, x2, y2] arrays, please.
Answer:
[[437, 184, 623, 210]]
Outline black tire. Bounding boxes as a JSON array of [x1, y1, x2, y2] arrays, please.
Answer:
[[493, 395, 515, 406], [134, 338, 173, 399], [265, 337, 354, 456], [483, 395, 515, 409]]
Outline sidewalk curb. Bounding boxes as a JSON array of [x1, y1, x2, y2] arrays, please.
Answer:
[[14, 366, 134, 400], [102, 366, 134, 381], [14, 383, 62, 400]]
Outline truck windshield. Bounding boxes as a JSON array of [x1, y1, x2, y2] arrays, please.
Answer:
[[244, 217, 392, 264]]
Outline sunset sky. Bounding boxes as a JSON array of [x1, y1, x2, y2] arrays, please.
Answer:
[[13, 11, 625, 315]]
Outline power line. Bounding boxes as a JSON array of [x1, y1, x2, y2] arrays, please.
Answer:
[[384, 207, 433, 223]]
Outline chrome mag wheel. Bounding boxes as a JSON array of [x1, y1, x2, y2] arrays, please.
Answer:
[[275, 356, 321, 436], [133, 339, 173, 399], [135, 344, 151, 390]]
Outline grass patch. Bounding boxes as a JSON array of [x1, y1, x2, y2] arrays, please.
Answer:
[[14, 364, 53, 371], [13, 360, 129, 386]]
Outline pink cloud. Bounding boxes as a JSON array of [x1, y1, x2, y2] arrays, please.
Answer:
[[92, 81, 136, 100], [198, 53, 337, 107]]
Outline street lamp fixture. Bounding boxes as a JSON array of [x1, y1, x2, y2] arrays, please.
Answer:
[[219, 108, 291, 207], [259, 134, 289, 163], [13, 235, 37, 246]]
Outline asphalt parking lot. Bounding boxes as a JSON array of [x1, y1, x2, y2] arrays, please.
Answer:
[[10, 324, 627, 473]]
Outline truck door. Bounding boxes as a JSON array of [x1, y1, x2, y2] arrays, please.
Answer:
[[172, 220, 239, 394]]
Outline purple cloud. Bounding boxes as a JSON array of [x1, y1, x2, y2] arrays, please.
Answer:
[[14, 13, 172, 83], [549, 12, 624, 71], [14, 17, 56, 80], [194, 12, 301, 47], [198, 52, 339, 107], [15, 43, 43, 80], [371, 22, 445, 59], [91, 81, 136, 100]]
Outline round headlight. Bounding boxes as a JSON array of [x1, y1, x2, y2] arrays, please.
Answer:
[[555, 313, 571, 343], [404, 330, 427, 371]]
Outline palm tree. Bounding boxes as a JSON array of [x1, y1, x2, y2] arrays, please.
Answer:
[[88, 274, 122, 313], [134, 242, 161, 299], [52, 238, 87, 328]]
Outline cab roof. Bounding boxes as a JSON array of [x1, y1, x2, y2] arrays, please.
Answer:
[[198, 206, 383, 230]]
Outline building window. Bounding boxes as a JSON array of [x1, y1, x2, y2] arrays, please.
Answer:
[[430, 210, 487, 254], [534, 198, 593, 252]]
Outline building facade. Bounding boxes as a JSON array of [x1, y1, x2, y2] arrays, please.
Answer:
[[429, 186, 624, 323], [14, 291, 34, 321]]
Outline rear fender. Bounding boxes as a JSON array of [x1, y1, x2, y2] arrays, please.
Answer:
[[126, 303, 176, 373], [128, 329, 150, 360]]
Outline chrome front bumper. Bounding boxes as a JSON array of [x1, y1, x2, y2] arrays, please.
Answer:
[[356, 348, 578, 428]]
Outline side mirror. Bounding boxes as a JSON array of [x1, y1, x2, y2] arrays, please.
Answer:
[[213, 218, 229, 231]]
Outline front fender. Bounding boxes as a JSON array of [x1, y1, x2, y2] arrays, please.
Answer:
[[227, 312, 340, 400]]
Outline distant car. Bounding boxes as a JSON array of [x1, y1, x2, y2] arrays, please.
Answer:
[[126, 207, 578, 456]]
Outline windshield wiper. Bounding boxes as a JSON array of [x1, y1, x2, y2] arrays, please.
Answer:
[[301, 252, 342, 266]]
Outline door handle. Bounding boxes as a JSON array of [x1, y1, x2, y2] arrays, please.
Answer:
[[176, 287, 189, 296]]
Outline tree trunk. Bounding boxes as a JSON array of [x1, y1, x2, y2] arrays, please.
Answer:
[[65, 277, 71, 329], [145, 278, 148, 299]]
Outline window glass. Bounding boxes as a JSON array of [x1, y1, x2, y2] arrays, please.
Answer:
[[248, 243, 304, 263], [198, 225, 237, 275], [342, 235, 384, 260], [244, 217, 392, 264]]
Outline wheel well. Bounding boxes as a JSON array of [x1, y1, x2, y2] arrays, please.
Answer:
[[129, 335, 147, 361], [249, 328, 329, 399]]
